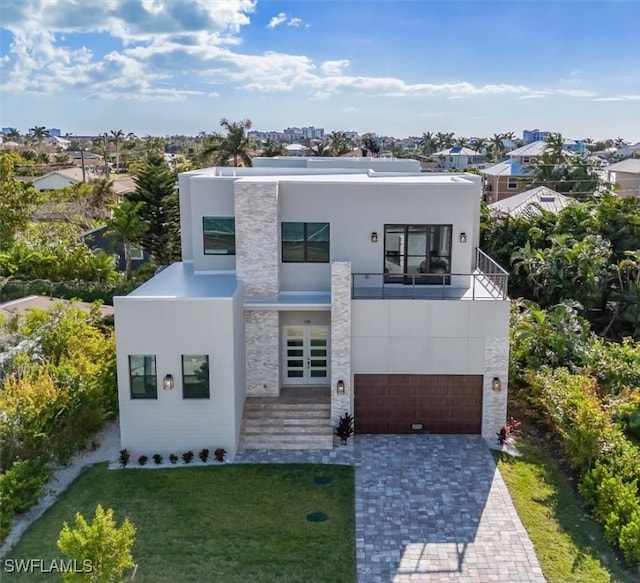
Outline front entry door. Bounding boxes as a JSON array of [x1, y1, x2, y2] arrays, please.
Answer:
[[283, 326, 330, 385]]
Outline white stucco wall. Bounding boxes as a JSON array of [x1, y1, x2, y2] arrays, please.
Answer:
[[114, 292, 244, 454]]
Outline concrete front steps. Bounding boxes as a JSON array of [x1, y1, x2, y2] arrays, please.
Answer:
[[239, 400, 333, 450]]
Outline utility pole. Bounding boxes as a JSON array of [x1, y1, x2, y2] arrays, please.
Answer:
[[80, 148, 86, 182]]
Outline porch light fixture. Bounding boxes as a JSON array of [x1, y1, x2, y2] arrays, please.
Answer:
[[459, 232, 467, 243], [370, 232, 378, 243], [492, 377, 501, 392], [336, 379, 345, 394], [163, 374, 174, 390]]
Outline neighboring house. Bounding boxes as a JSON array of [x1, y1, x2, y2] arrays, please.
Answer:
[[432, 147, 485, 170], [607, 158, 640, 198], [44, 135, 71, 150], [522, 129, 550, 143], [285, 144, 307, 156], [480, 140, 573, 203], [614, 142, 640, 160], [488, 186, 573, 217], [81, 225, 150, 272], [30, 167, 94, 191], [114, 158, 510, 456]]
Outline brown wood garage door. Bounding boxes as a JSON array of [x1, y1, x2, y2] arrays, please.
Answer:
[[354, 374, 482, 434]]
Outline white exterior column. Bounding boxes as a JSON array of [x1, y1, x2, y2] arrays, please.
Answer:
[[331, 261, 352, 428], [482, 337, 509, 439]]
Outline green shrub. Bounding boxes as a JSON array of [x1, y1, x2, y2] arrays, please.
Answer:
[[0, 458, 51, 516], [523, 368, 611, 473]]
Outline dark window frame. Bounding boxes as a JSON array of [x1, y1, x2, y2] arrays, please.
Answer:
[[281, 222, 330, 263], [129, 355, 157, 399], [383, 224, 452, 284], [203, 217, 236, 256], [182, 354, 210, 399]]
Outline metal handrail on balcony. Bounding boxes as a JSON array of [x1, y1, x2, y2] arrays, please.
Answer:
[[351, 249, 509, 300]]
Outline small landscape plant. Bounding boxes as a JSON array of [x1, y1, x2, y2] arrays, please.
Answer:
[[497, 417, 521, 446], [182, 451, 194, 464], [118, 449, 130, 468], [57, 504, 136, 583], [169, 453, 178, 464], [214, 448, 226, 462], [152, 454, 163, 465], [137, 455, 148, 466], [199, 448, 209, 463], [334, 412, 354, 445]]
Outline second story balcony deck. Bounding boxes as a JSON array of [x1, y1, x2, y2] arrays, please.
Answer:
[[352, 249, 508, 301]]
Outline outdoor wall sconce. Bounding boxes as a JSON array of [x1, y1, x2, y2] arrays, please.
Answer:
[[459, 232, 467, 243], [492, 377, 501, 392], [163, 374, 174, 390], [370, 232, 378, 243], [336, 379, 345, 394]]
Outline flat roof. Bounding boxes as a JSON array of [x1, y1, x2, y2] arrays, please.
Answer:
[[126, 263, 238, 299], [235, 173, 476, 185]]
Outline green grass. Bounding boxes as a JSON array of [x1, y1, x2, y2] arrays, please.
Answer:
[[5, 463, 355, 582], [494, 437, 637, 583]]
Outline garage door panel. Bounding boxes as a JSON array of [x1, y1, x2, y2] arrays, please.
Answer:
[[355, 374, 482, 434]]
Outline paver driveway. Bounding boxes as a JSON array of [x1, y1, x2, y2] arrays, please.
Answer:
[[355, 435, 545, 582]]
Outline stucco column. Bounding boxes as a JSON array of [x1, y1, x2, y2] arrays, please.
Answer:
[[482, 337, 509, 439], [331, 262, 352, 429]]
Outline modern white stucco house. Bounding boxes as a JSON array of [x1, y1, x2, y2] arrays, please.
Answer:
[[114, 158, 510, 455]]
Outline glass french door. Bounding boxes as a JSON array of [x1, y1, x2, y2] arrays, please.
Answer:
[[283, 326, 330, 385]]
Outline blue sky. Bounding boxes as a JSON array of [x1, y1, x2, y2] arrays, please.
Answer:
[[1, 0, 639, 140]]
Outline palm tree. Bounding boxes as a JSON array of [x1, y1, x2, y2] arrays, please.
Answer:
[[88, 178, 116, 218], [309, 140, 331, 157], [201, 119, 254, 167], [489, 133, 505, 161], [454, 135, 469, 148], [471, 137, 486, 152], [105, 199, 146, 281], [614, 137, 628, 149], [327, 131, 351, 156], [435, 132, 454, 151], [419, 132, 437, 156], [3, 128, 21, 142], [361, 133, 380, 157], [260, 138, 287, 157], [545, 132, 566, 163], [30, 126, 49, 152], [110, 129, 125, 172]]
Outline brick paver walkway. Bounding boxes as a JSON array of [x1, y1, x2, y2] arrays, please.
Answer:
[[234, 435, 545, 582]]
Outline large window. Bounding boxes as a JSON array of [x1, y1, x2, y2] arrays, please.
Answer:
[[203, 217, 235, 255], [182, 355, 210, 399], [129, 355, 157, 399], [282, 222, 330, 263], [384, 224, 452, 284]]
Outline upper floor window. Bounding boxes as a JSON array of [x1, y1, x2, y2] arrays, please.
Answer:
[[203, 217, 235, 255], [129, 355, 157, 399], [384, 224, 452, 283], [507, 179, 518, 189], [282, 222, 330, 263], [182, 355, 210, 399]]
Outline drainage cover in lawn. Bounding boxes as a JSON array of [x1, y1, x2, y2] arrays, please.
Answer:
[[306, 512, 328, 522], [313, 475, 333, 485]]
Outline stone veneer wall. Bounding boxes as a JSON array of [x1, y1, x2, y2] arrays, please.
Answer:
[[245, 310, 280, 397], [481, 337, 509, 439], [331, 262, 352, 428], [234, 181, 279, 297]]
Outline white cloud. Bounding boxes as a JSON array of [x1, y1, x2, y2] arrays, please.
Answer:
[[267, 12, 288, 29], [320, 60, 349, 76], [267, 12, 305, 29], [593, 95, 640, 102]]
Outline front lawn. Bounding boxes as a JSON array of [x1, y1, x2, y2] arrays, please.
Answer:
[[5, 463, 355, 582], [494, 437, 637, 583]]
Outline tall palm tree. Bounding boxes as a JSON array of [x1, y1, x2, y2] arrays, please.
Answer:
[[88, 177, 116, 218], [260, 138, 287, 157], [309, 140, 331, 157], [471, 137, 486, 152], [614, 137, 628, 149], [545, 132, 566, 164], [201, 119, 254, 167], [327, 131, 351, 156], [489, 133, 505, 161], [435, 132, 454, 151], [3, 128, 21, 142], [30, 126, 49, 152], [419, 132, 437, 156], [105, 199, 146, 281], [454, 135, 469, 148], [110, 129, 124, 172]]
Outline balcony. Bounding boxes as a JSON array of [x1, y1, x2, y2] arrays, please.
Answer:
[[351, 249, 508, 301]]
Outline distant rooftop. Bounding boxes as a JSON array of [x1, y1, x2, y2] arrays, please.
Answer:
[[488, 186, 573, 217]]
